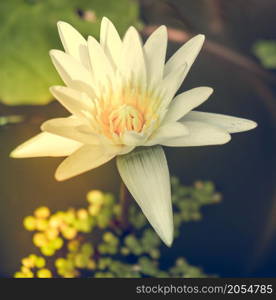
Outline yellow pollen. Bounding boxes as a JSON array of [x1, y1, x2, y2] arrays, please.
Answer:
[[109, 104, 144, 135], [92, 81, 163, 144]]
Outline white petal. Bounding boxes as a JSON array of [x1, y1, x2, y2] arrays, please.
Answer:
[[163, 87, 213, 123], [50, 86, 93, 119], [55, 145, 116, 181], [10, 132, 82, 158], [145, 122, 189, 146], [57, 21, 90, 69], [161, 63, 188, 106], [119, 27, 146, 83], [49, 50, 93, 89], [164, 34, 205, 79], [117, 146, 173, 246], [162, 121, 231, 146], [41, 117, 99, 145], [100, 17, 122, 69], [122, 131, 146, 146], [182, 111, 258, 133], [144, 25, 167, 87], [117, 145, 135, 155], [87, 36, 114, 89]]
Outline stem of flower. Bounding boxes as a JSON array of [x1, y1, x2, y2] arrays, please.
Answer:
[[119, 181, 131, 230]]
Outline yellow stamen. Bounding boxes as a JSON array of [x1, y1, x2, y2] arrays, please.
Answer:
[[91, 80, 163, 143]]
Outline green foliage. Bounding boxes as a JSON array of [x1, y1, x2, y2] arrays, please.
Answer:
[[253, 40, 276, 69], [15, 177, 221, 278], [0, 0, 140, 105], [0, 115, 24, 127]]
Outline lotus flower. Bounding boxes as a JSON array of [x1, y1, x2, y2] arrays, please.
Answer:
[[11, 18, 257, 246]]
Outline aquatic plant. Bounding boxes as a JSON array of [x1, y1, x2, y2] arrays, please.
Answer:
[[15, 177, 220, 278]]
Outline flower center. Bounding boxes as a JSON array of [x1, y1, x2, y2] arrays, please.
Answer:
[[109, 104, 144, 135]]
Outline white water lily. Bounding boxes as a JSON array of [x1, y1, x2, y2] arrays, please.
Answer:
[[11, 18, 257, 246]]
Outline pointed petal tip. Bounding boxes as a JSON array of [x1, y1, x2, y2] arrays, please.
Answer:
[[155, 222, 174, 247], [49, 49, 55, 56], [55, 162, 73, 181], [153, 219, 174, 246], [188, 34, 205, 46], [49, 49, 61, 59], [49, 85, 73, 100], [148, 25, 168, 41], [50, 49, 63, 56], [57, 20, 67, 28], [54, 170, 66, 182], [201, 86, 214, 99], [9, 148, 20, 158], [101, 16, 112, 25], [197, 87, 214, 101], [87, 35, 101, 49], [87, 35, 93, 42], [190, 86, 214, 97], [159, 229, 174, 247], [155, 24, 167, 33], [40, 122, 47, 132], [247, 120, 258, 131], [124, 25, 139, 38], [49, 85, 61, 95], [9, 146, 34, 159], [205, 86, 214, 95], [164, 237, 173, 247], [49, 85, 59, 92], [237, 119, 258, 132], [196, 34, 205, 42], [57, 21, 78, 34], [9, 144, 32, 158], [192, 34, 205, 50]]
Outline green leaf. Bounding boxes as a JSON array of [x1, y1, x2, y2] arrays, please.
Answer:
[[0, 0, 140, 105], [253, 40, 276, 69]]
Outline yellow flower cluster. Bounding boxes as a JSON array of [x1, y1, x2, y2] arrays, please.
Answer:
[[14, 254, 52, 278], [16, 190, 119, 278]]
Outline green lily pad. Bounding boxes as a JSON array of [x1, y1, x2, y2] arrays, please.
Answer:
[[0, 0, 140, 105]]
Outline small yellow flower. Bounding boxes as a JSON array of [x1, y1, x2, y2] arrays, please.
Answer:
[[33, 233, 48, 247], [61, 226, 77, 240], [88, 204, 101, 216], [23, 216, 36, 231], [34, 206, 51, 219], [49, 215, 62, 228], [87, 190, 104, 205], [77, 208, 88, 220], [37, 268, 52, 278], [35, 257, 46, 268], [36, 219, 48, 231], [45, 227, 59, 240], [22, 257, 35, 268]]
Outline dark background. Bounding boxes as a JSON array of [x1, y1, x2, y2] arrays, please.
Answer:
[[0, 0, 275, 277]]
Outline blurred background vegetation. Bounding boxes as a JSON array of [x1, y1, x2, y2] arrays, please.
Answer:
[[0, 0, 275, 277], [15, 178, 220, 278]]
